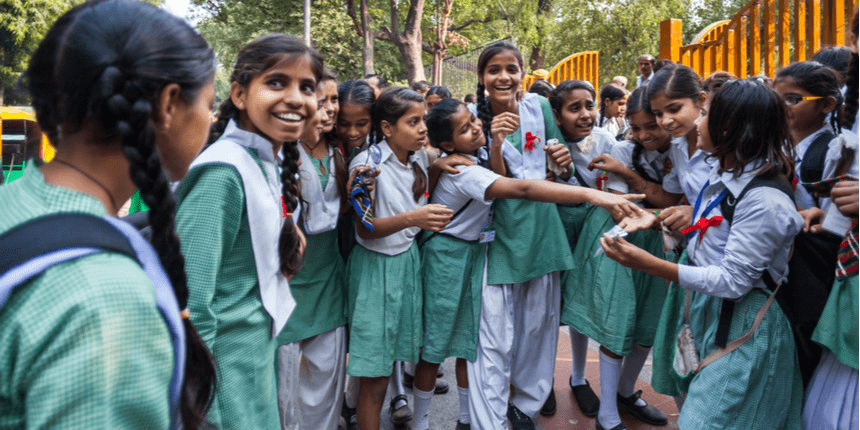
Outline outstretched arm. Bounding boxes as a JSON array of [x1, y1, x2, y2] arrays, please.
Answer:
[[591, 153, 683, 208], [356, 203, 453, 239]]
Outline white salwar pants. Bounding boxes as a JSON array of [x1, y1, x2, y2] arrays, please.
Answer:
[[468, 271, 561, 428]]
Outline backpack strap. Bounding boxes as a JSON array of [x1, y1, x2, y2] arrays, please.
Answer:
[[0, 213, 185, 430], [418, 199, 475, 248], [799, 130, 837, 184], [714, 175, 793, 347]]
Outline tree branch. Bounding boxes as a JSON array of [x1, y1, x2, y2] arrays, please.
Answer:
[[448, 17, 491, 31], [346, 0, 365, 37]]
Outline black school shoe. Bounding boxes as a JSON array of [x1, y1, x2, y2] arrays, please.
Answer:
[[570, 379, 600, 417], [616, 390, 668, 425], [507, 404, 536, 430], [455, 421, 470, 430], [540, 387, 556, 416]]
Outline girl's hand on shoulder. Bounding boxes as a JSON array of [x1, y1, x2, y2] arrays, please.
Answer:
[[798, 206, 826, 233], [410, 203, 453, 231], [545, 143, 572, 179], [600, 234, 650, 271], [831, 180, 859, 217], [588, 154, 623, 174], [657, 205, 694, 232], [490, 112, 519, 146], [433, 154, 475, 175]]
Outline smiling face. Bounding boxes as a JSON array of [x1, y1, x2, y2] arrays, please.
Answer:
[[336, 101, 372, 151], [441, 105, 486, 154], [479, 50, 523, 110], [554, 88, 597, 141], [232, 54, 318, 145], [627, 110, 671, 152], [320, 79, 339, 133], [649, 93, 702, 138], [300, 86, 328, 145], [382, 101, 427, 163]]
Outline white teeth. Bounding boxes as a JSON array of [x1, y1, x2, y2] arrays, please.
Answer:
[[275, 113, 301, 121]]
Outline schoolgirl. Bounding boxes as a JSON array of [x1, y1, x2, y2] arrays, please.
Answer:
[[603, 79, 804, 429], [468, 41, 576, 429], [175, 34, 321, 429], [336, 80, 375, 159], [545, 80, 618, 418], [560, 86, 674, 430], [2, 1, 216, 428], [413, 98, 645, 430], [425, 85, 452, 109], [345, 87, 454, 430], [598, 84, 629, 139], [647, 65, 714, 230], [774, 62, 847, 217], [275, 74, 349, 429]]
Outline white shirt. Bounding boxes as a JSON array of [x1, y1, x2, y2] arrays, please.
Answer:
[[663, 136, 715, 203], [431, 156, 502, 241], [297, 144, 340, 234], [349, 140, 429, 256], [636, 73, 653, 89], [606, 140, 675, 204], [562, 127, 618, 189], [794, 125, 837, 210], [677, 164, 803, 299], [820, 130, 859, 235]]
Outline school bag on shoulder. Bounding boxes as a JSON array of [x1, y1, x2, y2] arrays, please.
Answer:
[[799, 130, 837, 205], [0, 213, 186, 430], [715, 175, 840, 388]]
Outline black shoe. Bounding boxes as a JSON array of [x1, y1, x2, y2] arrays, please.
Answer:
[[341, 397, 357, 430], [455, 421, 470, 430], [389, 394, 412, 425], [540, 387, 556, 416], [595, 420, 628, 430], [403, 371, 414, 388], [506, 404, 535, 430], [570, 379, 600, 417], [617, 390, 668, 425]]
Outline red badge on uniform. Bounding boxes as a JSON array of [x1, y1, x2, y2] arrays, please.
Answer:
[[524, 132, 540, 152]]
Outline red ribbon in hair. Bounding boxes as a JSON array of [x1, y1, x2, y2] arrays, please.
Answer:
[[281, 196, 288, 218], [681, 216, 724, 243], [524, 132, 540, 152]]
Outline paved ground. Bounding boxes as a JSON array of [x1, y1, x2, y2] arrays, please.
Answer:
[[377, 327, 679, 429]]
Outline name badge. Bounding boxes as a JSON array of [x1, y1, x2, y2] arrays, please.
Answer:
[[479, 230, 496, 243]]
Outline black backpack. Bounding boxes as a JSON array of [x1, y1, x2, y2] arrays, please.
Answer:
[[799, 130, 837, 205], [716, 175, 841, 388]]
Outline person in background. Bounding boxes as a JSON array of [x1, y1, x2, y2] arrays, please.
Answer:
[[636, 55, 655, 88], [412, 80, 432, 97], [612, 76, 629, 90], [464, 94, 477, 105], [365, 74, 389, 99], [528, 79, 555, 98]]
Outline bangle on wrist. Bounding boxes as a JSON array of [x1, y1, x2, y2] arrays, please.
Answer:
[[637, 179, 648, 192]]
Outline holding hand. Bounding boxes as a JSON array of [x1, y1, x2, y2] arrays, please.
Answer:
[[410, 204, 453, 232], [656, 205, 694, 232], [831, 180, 859, 217], [545, 143, 572, 178], [490, 112, 519, 147], [799, 207, 826, 233], [588, 153, 624, 174], [587, 191, 646, 223], [348, 166, 380, 194]]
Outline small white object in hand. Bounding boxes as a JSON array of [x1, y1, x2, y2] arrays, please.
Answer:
[[594, 225, 628, 256]]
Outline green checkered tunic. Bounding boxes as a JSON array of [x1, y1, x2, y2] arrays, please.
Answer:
[[175, 151, 280, 430], [0, 165, 173, 429]]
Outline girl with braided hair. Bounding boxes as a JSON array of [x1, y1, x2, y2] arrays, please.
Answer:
[[174, 33, 321, 429], [5, 0, 216, 428], [467, 41, 575, 429]]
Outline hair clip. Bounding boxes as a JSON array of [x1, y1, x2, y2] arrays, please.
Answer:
[[181, 308, 191, 320]]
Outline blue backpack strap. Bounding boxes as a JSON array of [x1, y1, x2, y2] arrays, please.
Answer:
[[0, 214, 185, 429]]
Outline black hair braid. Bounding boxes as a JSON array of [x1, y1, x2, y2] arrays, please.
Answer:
[[630, 143, 659, 184], [844, 52, 859, 130], [830, 91, 844, 135], [279, 140, 304, 277], [475, 83, 493, 144], [209, 98, 240, 145], [411, 159, 428, 203], [100, 67, 215, 430]]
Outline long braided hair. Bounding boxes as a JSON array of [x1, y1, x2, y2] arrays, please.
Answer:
[[26, 1, 217, 427], [597, 83, 627, 128], [475, 41, 524, 144], [209, 34, 324, 278]]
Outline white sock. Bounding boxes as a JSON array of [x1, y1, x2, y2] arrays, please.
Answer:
[[458, 386, 471, 424], [569, 327, 589, 386], [344, 375, 359, 409], [618, 344, 649, 406], [598, 350, 623, 429], [412, 387, 434, 430]]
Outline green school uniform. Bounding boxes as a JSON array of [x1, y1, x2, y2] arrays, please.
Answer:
[[0, 165, 172, 429], [812, 272, 859, 370], [175, 156, 280, 430], [346, 243, 422, 377], [561, 208, 667, 356], [487, 97, 574, 284], [277, 228, 347, 345], [420, 234, 486, 363]]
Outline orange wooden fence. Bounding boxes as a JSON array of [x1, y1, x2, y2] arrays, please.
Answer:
[[523, 51, 600, 92], [660, 0, 857, 79]]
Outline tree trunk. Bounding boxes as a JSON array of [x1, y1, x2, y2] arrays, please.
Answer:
[[528, 0, 552, 71], [431, 0, 454, 84], [382, 0, 426, 85], [360, 0, 374, 75]]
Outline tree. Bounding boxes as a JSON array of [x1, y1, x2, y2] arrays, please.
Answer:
[[0, 0, 83, 104]]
